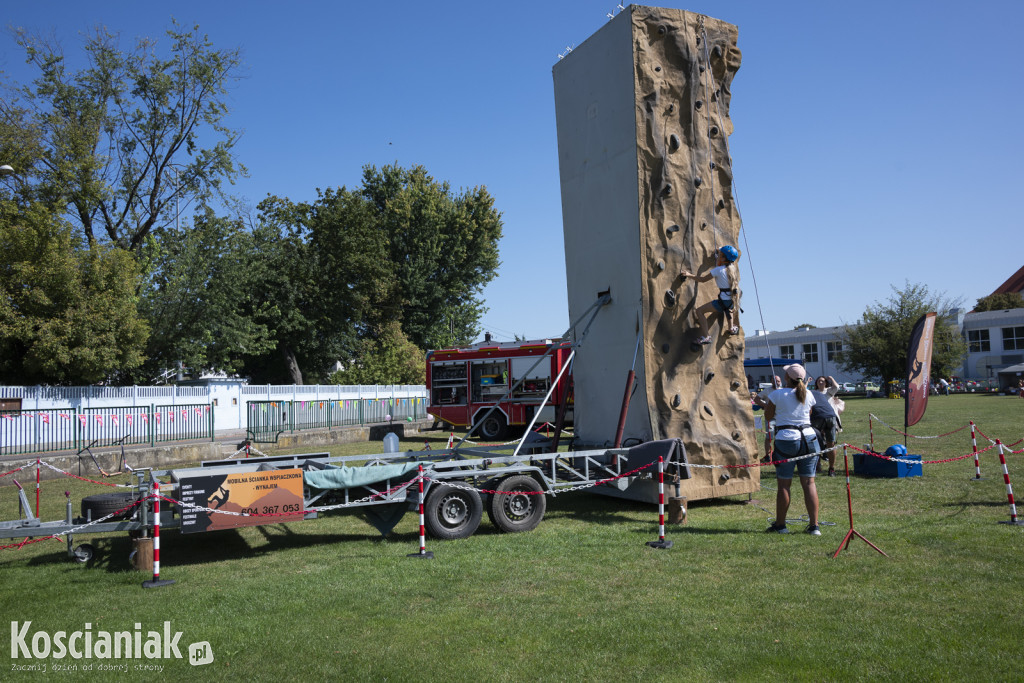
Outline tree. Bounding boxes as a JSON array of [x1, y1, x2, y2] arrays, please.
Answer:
[[133, 208, 275, 382], [360, 164, 502, 350], [839, 282, 968, 386], [974, 292, 1024, 312], [0, 199, 148, 384], [1, 22, 244, 252], [236, 192, 392, 385], [239, 165, 503, 384], [328, 321, 426, 385], [793, 323, 817, 329]]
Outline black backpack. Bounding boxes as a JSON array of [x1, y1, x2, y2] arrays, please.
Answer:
[[809, 390, 841, 428]]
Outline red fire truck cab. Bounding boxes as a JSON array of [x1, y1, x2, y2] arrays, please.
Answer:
[[426, 338, 573, 440]]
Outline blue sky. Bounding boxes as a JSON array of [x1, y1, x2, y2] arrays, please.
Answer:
[[3, 1, 1021, 344]]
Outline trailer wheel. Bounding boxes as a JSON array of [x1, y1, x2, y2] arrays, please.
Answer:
[[73, 544, 95, 564], [81, 492, 138, 521], [424, 484, 482, 540], [478, 413, 507, 441], [487, 475, 546, 533]]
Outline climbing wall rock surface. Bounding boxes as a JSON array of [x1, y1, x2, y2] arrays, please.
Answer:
[[554, 6, 757, 501], [633, 7, 757, 500]]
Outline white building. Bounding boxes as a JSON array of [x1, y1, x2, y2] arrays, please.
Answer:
[[743, 308, 1024, 385], [960, 308, 1024, 381], [743, 325, 858, 386]]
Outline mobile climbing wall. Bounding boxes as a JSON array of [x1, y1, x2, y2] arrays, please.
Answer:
[[553, 6, 758, 501]]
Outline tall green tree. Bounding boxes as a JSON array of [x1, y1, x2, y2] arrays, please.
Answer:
[[361, 164, 502, 350], [0, 200, 148, 384], [135, 208, 275, 382], [329, 320, 426, 385], [237, 192, 391, 384], [1, 21, 244, 252], [974, 292, 1024, 312], [839, 282, 968, 386]]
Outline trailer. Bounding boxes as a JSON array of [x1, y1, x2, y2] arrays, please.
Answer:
[[0, 437, 689, 564]]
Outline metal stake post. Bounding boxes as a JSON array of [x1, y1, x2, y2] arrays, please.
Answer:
[[142, 480, 175, 588], [646, 457, 672, 549], [833, 446, 887, 558], [407, 466, 434, 558], [996, 440, 1024, 526]]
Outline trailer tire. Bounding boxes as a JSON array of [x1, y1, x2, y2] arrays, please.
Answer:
[[73, 543, 95, 564], [424, 484, 482, 540], [487, 475, 546, 533], [81, 492, 138, 521], [478, 413, 507, 441]]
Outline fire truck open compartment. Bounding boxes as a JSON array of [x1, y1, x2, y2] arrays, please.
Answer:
[[426, 339, 573, 439]]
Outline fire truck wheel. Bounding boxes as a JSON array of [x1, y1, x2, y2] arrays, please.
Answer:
[[477, 414, 507, 440], [424, 484, 482, 540], [81, 492, 138, 521], [487, 475, 546, 533]]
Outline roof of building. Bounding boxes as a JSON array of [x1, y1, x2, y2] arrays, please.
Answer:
[[991, 265, 1024, 295]]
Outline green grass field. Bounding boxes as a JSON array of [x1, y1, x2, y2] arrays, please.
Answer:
[[2, 394, 1023, 681]]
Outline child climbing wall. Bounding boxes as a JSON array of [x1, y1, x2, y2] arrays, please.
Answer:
[[554, 5, 757, 502]]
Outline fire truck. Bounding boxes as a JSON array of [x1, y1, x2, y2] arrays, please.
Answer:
[[426, 337, 573, 440]]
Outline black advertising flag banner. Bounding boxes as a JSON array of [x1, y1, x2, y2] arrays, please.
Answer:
[[905, 312, 937, 428]]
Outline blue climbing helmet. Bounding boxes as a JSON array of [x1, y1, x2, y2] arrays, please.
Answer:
[[720, 245, 739, 262], [884, 444, 907, 458]]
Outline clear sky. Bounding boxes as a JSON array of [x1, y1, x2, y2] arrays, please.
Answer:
[[3, 1, 1021, 344]]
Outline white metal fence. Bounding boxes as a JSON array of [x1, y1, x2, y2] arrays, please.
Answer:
[[1, 383, 427, 455]]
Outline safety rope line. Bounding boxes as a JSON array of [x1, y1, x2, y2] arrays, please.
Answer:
[[845, 441, 998, 465], [0, 536, 64, 551], [0, 461, 33, 479], [973, 426, 1023, 449], [425, 461, 657, 496], [868, 414, 971, 439], [38, 461, 133, 488], [698, 18, 776, 374]]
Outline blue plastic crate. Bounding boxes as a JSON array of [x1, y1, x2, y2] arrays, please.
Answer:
[[854, 447, 922, 478]]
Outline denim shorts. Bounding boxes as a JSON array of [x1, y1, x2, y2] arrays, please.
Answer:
[[712, 298, 734, 312], [773, 434, 819, 480]]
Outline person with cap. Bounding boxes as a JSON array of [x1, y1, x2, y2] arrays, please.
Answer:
[[763, 363, 821, 535], [680, 245, 741, 345]]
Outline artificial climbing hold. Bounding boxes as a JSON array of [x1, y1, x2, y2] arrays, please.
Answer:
[[669, 135, 680, 152], [665, 290, 676, 307], [662, 343, 671, 353]]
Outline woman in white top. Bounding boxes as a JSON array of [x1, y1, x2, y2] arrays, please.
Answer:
[[764, 364, 821, 535]]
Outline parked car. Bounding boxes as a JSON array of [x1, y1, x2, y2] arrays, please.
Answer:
[[839, 382, 856, 393], [857, 381, 881, 397]]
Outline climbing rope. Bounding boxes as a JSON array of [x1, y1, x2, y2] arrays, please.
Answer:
[[699, 19, 775, 378]]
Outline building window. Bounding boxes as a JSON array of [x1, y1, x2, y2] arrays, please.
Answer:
[[967, 329, 990, 353], [780, 345, 795, 360], [826, 341, 843, 361], [1003, 326, 1024, 351], [802, 343, 819, 363]]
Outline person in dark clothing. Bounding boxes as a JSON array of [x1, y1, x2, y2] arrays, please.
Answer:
[[809, 381, 842, 476]]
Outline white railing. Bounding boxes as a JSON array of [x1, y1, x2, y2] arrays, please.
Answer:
[[0, 384, 427, 435]]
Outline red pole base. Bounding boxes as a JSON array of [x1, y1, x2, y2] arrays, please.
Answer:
[[832, 528, 888, 559]]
